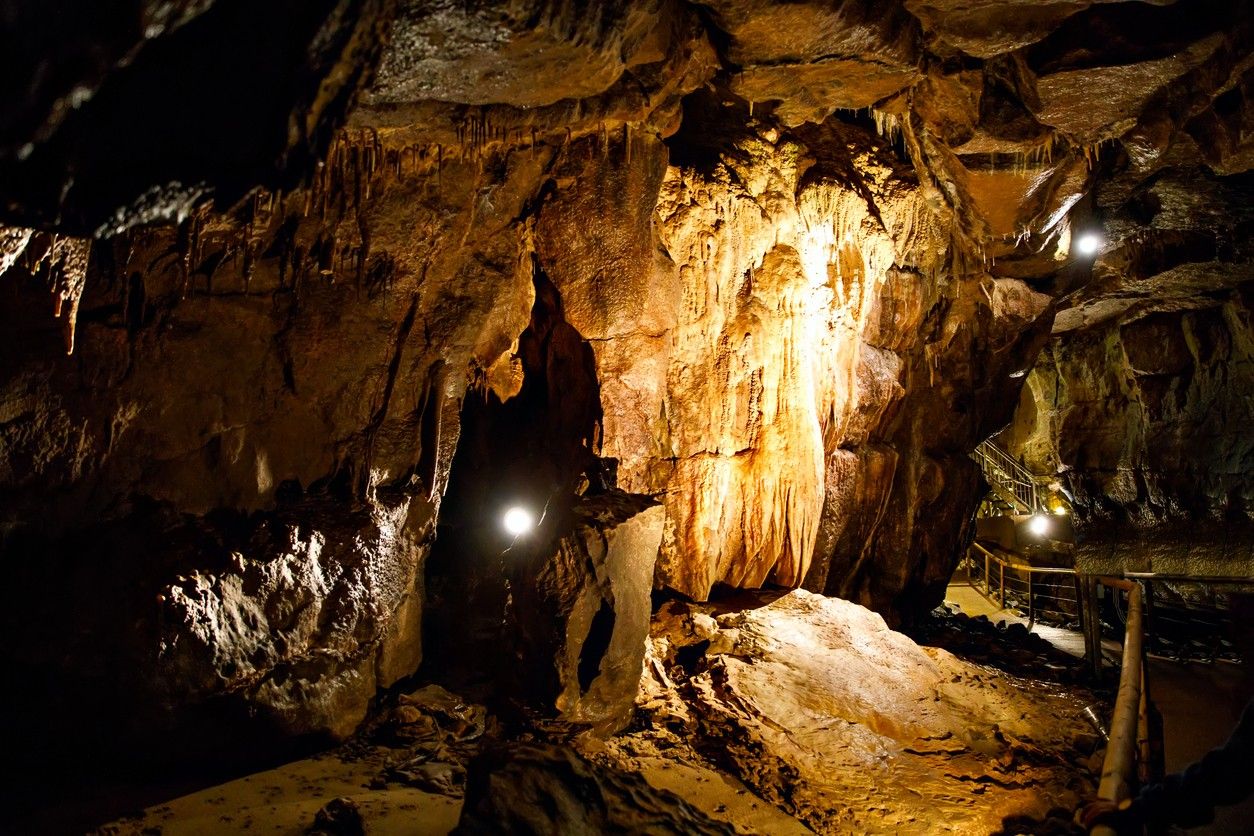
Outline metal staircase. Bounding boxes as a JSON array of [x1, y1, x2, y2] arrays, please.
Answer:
[[971, 439, 1048, 515]]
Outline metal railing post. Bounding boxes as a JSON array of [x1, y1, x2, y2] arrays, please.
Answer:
[[1137, 664, 1151, 787], [999, 561, 1006, 609], [1081, 575, 1102, 679]]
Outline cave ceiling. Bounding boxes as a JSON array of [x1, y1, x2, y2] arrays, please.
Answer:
[[2, 1, 1248, 317]]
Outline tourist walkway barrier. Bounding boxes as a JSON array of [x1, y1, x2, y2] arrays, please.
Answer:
[[970, 439, 1050, 514], [962, 543, 1254, 834], [1088, 577, 1147, 836], [964, 550, 1151, 833], [964, 542, 1078, 629]]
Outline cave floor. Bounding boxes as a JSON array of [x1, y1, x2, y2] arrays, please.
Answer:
[[91, 750, 462, 836], [91, 590, 1100, 836], [945, 571, 1090, 658], [947, 574, 1254, 836]]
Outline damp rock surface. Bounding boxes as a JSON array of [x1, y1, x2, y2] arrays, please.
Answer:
[[1, 0, 1251, 782], [88, 591, 1096, 836], [603, 590, 1096, 835]]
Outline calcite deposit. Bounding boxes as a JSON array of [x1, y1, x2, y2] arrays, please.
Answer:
[[0, 0, 1250, 825], [616, 591, 1095, 835]]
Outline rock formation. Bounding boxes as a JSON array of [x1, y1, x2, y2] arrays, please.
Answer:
[[993, 3, 1254, 574], [615, 590, 1094, 834], [0, 0, 1249, 786], [89, 591, 1097, 836]]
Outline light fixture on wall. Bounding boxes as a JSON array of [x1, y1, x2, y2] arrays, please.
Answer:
[[1028, 514, 1050, 537], [1074, 233, 1102, 256], [502, 506, 536, 536]]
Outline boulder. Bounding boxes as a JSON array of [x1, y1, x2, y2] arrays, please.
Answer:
[[510, 491, 664, 732]]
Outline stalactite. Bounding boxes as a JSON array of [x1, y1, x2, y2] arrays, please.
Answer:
[[871, 108, 903, 147], [1081, 137, 1115, 171], [175, 215, 193, 299], [0, 225, 34, 275], [356, 214, 371, 291], [37, 235, 91, 354], [242, 240, 254, 293]]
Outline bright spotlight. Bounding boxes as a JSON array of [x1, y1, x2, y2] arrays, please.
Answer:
[[502, 506, 535, 537], [1028, 514, 1050, 537], [1075, 233, 1102, 256]]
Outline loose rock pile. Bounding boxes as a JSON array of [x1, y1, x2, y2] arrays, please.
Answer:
[[909, 604, 1088, 684]]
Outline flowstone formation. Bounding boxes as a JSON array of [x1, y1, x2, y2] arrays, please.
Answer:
[[1, 0, 1248, 807]]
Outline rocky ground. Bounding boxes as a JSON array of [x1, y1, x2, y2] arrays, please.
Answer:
[[93, 590, 1100, 836], [907, 604, 1088, 684]]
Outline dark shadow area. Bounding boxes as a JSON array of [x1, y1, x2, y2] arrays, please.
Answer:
[[0, 497, 358, 832], [578, 600, 617, 693], [422, 256, 606, 711], [0, 0, 388, 234]]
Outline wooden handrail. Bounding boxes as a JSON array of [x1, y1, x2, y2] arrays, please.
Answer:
[[960, 544, 1201, 835], [1091, 580, 1144, 836]]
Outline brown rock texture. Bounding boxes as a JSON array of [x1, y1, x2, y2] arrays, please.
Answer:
[[1, 0, 1249, 760], [999, 110, 1254, 576], [457, 743, 736, 836], [89, 593, 1094, 835], [1002, 293, 1254, 575], [508, 493, 664, 732], [596, 590, 1095, 835]]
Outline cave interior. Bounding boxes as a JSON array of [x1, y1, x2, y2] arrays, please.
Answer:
[[1, 0, 1253, 833]]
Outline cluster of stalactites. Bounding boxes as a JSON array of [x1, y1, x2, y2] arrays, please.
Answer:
[[119, 116, 637, 307], [0, 225, 91, 354], [650, 122, 956, 598]]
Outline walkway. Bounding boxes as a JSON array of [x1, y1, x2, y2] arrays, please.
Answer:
[[945, 569, 1088, 658], [946, 573, 1254, 835], [1149, 658, 1254, 836]]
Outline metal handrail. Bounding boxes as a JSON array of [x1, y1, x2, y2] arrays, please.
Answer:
[[970, 542, 1075, 574], [966, 542, 1078, 627], [971, 439, 1047, 513]]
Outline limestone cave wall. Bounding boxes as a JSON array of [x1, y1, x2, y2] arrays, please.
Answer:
[[1, 0, 1249, 759], [1000, 148, 1254, 575]]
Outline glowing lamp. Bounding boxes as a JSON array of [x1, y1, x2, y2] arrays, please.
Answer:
[[1075, 233, 1102, 256], [1028, 514, 1050, 537], [502, 506, 535, 537]]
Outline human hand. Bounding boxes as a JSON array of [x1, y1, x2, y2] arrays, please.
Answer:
[[1075, 798, 1136, 831]]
